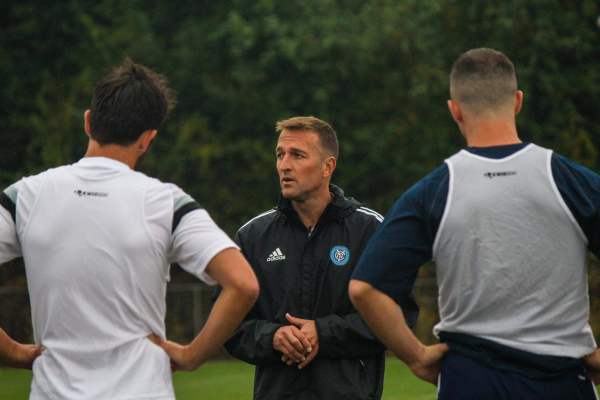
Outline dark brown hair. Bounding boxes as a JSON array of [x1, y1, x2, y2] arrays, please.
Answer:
[[275, 116, 339, 158], [450, 48, 517, 113], [90, 58, 176, 145]]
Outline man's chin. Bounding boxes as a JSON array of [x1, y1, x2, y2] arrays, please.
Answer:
[[280, 189, 303, 202], [280, 189, 295, 199]]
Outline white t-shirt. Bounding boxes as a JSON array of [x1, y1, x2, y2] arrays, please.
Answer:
[[0, 157, 238, 400]]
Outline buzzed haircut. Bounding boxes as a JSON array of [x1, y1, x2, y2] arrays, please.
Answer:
[[450, 48, 517, 113], [276, 116, 339, 158], [90, 58, 176, 145]]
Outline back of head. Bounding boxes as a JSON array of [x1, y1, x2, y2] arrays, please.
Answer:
[[90, 59, 176, 145], [450, 48, 517, 115], [275, 116, 339, 159]]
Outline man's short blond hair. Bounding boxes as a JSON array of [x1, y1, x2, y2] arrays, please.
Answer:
[[450, 48, 517, 114], [276, 116, 339, 158]]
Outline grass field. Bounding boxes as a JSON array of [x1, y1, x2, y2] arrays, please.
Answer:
[[0, 357, 436, 399]]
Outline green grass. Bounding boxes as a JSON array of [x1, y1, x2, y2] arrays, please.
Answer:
[[0, 357, 436, 399]]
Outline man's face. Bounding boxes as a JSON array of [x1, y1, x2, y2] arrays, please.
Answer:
[[276, 129, 328, 202]]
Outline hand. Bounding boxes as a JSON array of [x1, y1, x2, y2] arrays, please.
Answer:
[[584, 348, 600, 384], [6, 342, 43, 369], [407, 343, 449, 385], [159, 340, 198, 372], [285, 313, 319, 369], [146, 334, 178, 372], [273, 324, 311, 365]]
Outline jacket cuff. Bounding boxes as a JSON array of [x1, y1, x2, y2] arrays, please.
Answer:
[[314, 315, 337, 345], [260, 322, 284, 358]]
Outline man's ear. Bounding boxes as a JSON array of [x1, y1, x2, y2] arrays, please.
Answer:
[[138, 130, 158, 153], [447, 99, 463, 124], [514, 90, 524, 115], [323, 156, 337, 179], [84, 110, 92, 137]]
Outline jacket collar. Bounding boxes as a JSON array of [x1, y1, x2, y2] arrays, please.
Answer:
[[277, 184, 360, 225]]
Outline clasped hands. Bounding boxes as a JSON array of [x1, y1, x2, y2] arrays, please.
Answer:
[[272, 313, 319, 369]]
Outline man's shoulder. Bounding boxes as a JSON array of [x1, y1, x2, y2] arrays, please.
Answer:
[[237, 208, 279, 236], [551, 151, 600, 180], [351, 205, 384, 225], [5, 165, 71, 195], [382, 163, 449, 225], [403, 163, 449, 204]]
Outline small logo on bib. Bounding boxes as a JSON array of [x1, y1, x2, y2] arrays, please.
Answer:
[[330, 245, 350, 266], [483, 171, 517, 179]]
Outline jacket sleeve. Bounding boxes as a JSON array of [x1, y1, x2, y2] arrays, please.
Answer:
[[315, 312, 385, 358], [223, 228, 282, 365], [224, 310, 282, 364]]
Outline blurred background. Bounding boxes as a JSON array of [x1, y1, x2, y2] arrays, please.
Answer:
[[1, 0, 600, 349]]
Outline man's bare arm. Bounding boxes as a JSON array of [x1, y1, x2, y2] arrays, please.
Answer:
[[0, 328, 42, 369], [349, 279, 448, 384], [160, 248, 259, 370]]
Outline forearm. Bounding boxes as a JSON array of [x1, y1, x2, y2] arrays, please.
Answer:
[[349, 280, 425, 366], [186, 284, 257, 368], [0, 328, 41, 369], [316, 312, 385, 358], [225, 319, 282, 364], [0, 328, 16, 362]]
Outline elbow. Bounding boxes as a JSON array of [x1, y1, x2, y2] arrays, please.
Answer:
[[246, 279, 260, 304], [235, 274, 260, 306], [348, 279, 372, 309]]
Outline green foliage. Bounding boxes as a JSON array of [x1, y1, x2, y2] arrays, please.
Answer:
[[1, 0, 599, 235], [2, 0, 600, 370]]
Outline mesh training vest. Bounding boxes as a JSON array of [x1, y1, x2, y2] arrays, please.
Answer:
[[433, 144, 596, 358]]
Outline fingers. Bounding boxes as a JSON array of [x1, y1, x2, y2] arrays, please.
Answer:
[[285, 315, 315, 352], [158, 339, 175, 353], [281, 354, 296, 366], [279, 333, 306, 362], [285, 313, 303, 327], [274, 326, 309, 363], [584, 349, 600, 369], [432, 343, 450, 357], [286, 328, 306, 354], [297, 345, 318, 370], [32, 345, 43, 359], [11, 343, 43, 369], [159, 340, 192, 371], [437, 343, 450, 352], [584, 350, 600, 385], [296, 330, 312, 353], [147, 333, 162, 346], [283, 345, 318, 369]]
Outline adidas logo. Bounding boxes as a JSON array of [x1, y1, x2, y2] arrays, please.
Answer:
[[266, 248, 286, 262]]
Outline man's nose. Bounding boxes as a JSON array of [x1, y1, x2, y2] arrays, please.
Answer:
[[278, 155, 291, 170]]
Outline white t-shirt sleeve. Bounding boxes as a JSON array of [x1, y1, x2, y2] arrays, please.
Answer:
[[0, 183, 22, 263], [168, 209, 238, 286], [0, 206, 20, 263]]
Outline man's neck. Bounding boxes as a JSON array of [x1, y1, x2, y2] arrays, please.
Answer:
[[291, 187, 332, 231], [464, 118, 521, 147], [84, 141, 138, 169]]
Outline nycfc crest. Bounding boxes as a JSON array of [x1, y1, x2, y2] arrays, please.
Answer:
[[329, 245, 350, 266]]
